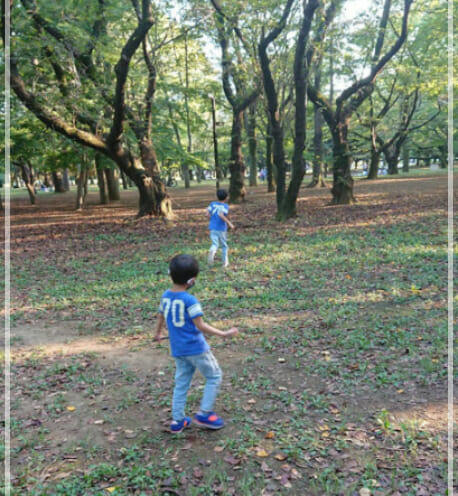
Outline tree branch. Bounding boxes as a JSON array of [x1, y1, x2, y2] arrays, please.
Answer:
[[107, 3, 154, 146], [337, 0, 414, 113]]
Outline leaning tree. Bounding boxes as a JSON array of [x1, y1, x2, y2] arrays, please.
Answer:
[[4, 0, 171, 218]]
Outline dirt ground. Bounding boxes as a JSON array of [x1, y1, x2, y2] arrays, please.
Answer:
[[5, 172, 456, 495]]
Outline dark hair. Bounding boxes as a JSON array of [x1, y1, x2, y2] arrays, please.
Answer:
[[169, 254, 199, 284], [217, 188, 228, 201]]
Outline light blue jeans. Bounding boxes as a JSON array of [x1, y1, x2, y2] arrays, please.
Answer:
[[172, 351, 223, 421], [209, 230, 228, 265]]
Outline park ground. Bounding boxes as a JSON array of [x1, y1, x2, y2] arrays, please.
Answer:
[[2, 170, 457, 495]]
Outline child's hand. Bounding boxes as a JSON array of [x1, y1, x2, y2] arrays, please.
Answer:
[[225, 327, 239, 337]]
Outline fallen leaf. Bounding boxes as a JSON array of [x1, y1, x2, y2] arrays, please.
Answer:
[[224, 455, 240, 466], [214, 446, 224, 452], [105, 488, 118, 494], [274, 453, 287, 461], [193, 467, 204, 479], [66, 406, 76, 412], [265, 431, 275, 439], [256, 449, 269, 458]]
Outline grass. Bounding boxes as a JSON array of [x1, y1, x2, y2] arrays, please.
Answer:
[[4, 175, 454, 495]]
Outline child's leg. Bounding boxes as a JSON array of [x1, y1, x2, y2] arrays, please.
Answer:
[[219, 232, 229, 267], [193, 351, 222, 413], [208, 231, 219, 265], [172, 357, 196, 421]]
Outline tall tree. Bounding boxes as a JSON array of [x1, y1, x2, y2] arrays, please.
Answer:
[[307, 0, 414, 204], [211, 0, 259, 203], [5, 0, 171, 218], [259, 0, 323, 219]]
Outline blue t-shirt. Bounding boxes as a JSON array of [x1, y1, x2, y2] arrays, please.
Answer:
[[208, 201, 229, 231], [158, 290, 209, 357]]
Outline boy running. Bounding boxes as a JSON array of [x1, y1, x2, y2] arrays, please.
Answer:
[[155, 254, 239, 433], [207, 189, 234, 268]]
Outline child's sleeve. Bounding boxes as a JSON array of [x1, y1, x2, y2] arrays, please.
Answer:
[[187, 295, 203, 319]]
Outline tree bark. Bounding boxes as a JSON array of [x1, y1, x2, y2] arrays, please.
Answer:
[[62, 168, 70, 191], [104, 168, 120, 201], [52, 171, 66, 193], [367, 148, 381, 179], [16, 162, 36, 204], [75, 167, 88, 211], [265, 127, 276, 193], [229, 109, 246, 202], [183, 33, 192, 188], [96, 172, 108, 205], [246, 103, 257, 187], [402, 144, 409, 172], [330, 125, 355, 204]]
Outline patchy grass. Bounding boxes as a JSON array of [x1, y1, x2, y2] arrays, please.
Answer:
[[3, 174, 455, 495]]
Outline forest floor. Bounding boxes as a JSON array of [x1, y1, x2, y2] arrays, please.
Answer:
[[3, 170, 457, 495]]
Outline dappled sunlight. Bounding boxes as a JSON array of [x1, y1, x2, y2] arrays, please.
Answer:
[[8, 174, 452, 495], [385, 400, 451, 433]]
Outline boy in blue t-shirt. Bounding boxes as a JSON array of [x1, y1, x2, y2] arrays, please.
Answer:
[[207, 189, 234, 268], [154, 254, 239, 433]]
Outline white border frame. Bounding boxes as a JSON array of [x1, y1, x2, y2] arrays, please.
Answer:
[[448, 0, 454, 493], [4, 0, 11, 493]]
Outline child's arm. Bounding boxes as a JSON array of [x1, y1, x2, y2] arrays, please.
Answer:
[[218, 212, 234, 230], [154, 312, 166, 341], [193, 316, 238, 338]]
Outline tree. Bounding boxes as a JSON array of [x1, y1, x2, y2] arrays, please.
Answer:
[[307, 0, 414, 204], [5, 0, 171, 218], [211, 0, 259, 203], [259, 0, 326, 219]]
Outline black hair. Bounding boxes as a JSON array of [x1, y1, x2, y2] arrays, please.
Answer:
[[169, 254, 199, 285], [217, 188, 228, 201]]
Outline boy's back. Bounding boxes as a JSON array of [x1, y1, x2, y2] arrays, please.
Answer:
[[208, 201, 229, 231], [159, 289, 208, 357]]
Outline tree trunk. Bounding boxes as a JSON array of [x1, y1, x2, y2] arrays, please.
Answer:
[[62, 168, 70, 191], [308, 81, 326, 188], [52, 171, 66, 193], [247, 103, 257, 187], [210, 95, 222, 189], [229, 109, 246, 203], [75, 167, 88, 210], [104, 168, 121, 200], [402, 144, 409, 172], [331, 125, 355, 204], [95, 154, 108, 204], [385, 145, 399, 175], [97, 169, 108, 204], [367, 149, 381, 179], [183, 33, 192, 189], [17, 162, 36, 204], [120, 170, 129, 189], [265, 128, 276, 193], [438, 144, 447, 168]]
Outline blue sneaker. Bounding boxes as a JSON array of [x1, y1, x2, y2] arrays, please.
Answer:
[[170, 417, 192, 434], [194, 411, 225, 430]]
